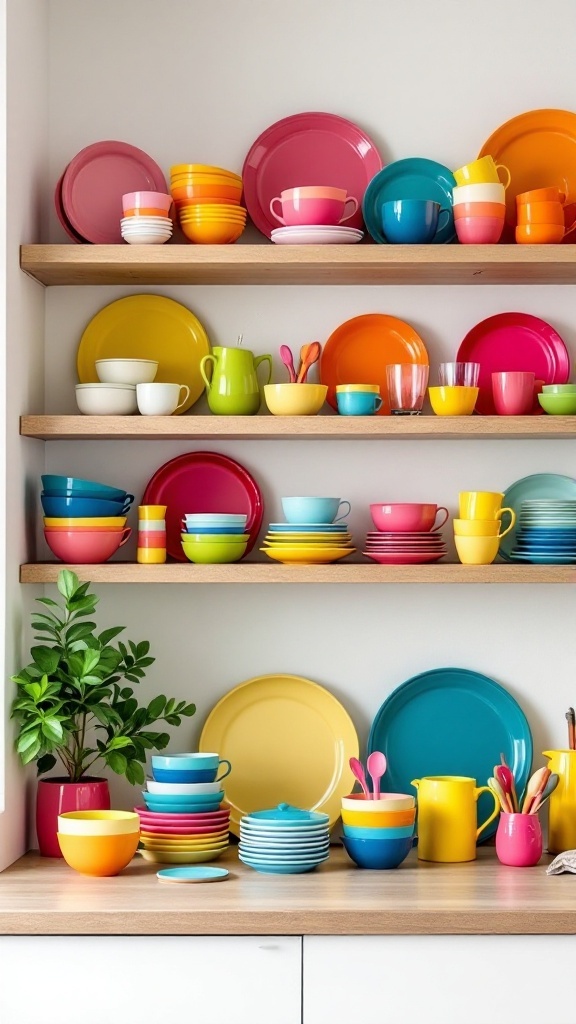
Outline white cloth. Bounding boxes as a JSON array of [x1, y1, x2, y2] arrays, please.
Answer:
[[546, 850, 576, 875]]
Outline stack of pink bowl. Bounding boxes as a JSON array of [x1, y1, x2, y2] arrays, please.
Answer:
[[363, 502, 449, 565], [453, 183, 506, 244], [269, 186, 363, 245], [121, 191, 173, 244], [41, 474, 134, 563]]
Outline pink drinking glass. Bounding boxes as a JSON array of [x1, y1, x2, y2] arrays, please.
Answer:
[[492, 371, 535, 415], [438, 362, 480, 387], [386, 364, 429, 415]]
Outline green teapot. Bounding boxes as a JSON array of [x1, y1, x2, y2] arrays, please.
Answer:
[[200, 341, 272, 416]]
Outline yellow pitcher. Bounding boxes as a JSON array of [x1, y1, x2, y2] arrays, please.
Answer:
[[543, 750, 576, 853], [411, 775, 500, 862]]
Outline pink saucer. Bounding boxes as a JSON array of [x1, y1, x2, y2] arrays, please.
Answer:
[[139, 824, 229, 836], [364, 551, 446, 564]]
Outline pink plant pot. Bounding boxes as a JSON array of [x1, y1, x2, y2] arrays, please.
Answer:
[[455, 215, 505, 244], [269, 194, 358, 226], [492, 371, 535, 415], [496, 812, 542, 867], [36, 777, 110, 857], [369, 502, 449, 533]]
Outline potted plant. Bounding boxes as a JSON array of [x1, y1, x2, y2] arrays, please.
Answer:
[[11, 569, 195, 856]]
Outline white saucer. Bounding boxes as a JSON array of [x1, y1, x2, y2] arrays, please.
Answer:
[[271, 225, 364, 245]]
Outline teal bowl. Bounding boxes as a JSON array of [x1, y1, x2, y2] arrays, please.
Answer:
[[143, 797, 223, 813], [342, 834, 413, 869], [42, 475, 128, 500], [342, 824, 415, 840], [538, 393, 576, 415], [142, 789, 223, 805]]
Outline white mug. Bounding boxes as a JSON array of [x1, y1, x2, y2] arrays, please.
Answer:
[[136, 383, 190, 415]]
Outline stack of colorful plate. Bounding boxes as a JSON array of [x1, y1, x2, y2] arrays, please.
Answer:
[[135, 780, 230, 864], [363, 531, 447, 565], [510, 500, 576, 564], [239, 804, 330, 874], [260, 522, 355, 564]]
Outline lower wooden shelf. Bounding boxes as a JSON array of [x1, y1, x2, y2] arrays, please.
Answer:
[[20, 562, 576, 584]]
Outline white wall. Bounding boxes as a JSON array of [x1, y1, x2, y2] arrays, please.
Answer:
[[16, 0, 576, 817]]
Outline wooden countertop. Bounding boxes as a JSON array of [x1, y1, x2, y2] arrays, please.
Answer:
[[1, 848, 575, 936]]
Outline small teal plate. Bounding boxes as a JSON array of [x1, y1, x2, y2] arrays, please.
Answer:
[[367, 667, 532, 842], [362, 158, 456, 244], [499, 473, 576, 561], [157, 866, 229, 884]]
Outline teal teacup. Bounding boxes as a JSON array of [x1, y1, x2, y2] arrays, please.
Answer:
[[337, 391, 383, 416], [281, 496, 351, 524]]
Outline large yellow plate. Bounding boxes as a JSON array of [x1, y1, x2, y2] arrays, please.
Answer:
[[261, 546, 355, 564], [199, 674, 358, 835], [76, 295, 211, 414]]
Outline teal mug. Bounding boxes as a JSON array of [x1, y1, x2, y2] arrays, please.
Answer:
[[337, 391, 383, 415]]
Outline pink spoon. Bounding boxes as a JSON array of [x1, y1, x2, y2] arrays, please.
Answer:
[[349, 757, 370, 799], [366, 750, 387, 800], [280, 344, 297, 383]]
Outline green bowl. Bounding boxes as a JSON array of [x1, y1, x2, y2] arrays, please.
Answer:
[[541, 384, 576, 394], [538, 393, 576, 415], [181, 538, 248, 563], [180, 533, 249, 544]]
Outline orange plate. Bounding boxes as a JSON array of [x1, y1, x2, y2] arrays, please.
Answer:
[[319, 314, 429, 416], [478, 108, 576, 241]]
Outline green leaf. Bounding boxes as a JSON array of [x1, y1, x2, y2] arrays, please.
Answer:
[[17, 729, 40, 754], [182, 703, 196, 717], [120, 687, 133, 699], [21, 738, 42, 764], [136, 641, 150, 659], [82, 649, 101, 674], [107, 750, 128, 775], [98, 625, 125, 646], [41, 719, 64, 743], [36, 597, 60, 608], [23, 682, 42, 701], [58, 569, 79, 601], [66, 622, 97, 643], [125, 759, 145, 786], [31, 646, 61, 674], [36, 753, 57, 776], [147, 695, 166, 718], [106, 736, 133, 751], [165, 715, 181, 727]]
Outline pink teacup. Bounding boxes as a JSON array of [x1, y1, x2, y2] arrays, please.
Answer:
[[495, 812, 542, 867], [492, 371, 535, 416], [370, 503, 449, 533], [455, 215, 504, 244], [270, 193, 358, 227]]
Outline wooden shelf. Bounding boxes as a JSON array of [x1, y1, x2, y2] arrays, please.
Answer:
[[20, 244, 576, 286], [19, 562, 576, 584], [20, 414, 576, 440], [1, 848, 574, 936]]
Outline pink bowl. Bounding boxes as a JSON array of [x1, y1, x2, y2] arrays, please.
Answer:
[[122, 191, 171, 213], [44, 528, 131, 563], [455, 215, 504, 244], [370, 503, 449, 533]]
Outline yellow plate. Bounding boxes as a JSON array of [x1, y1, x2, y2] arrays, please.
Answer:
[[140, 840, 229, 851], [44, 516, 126, 528], [261, 546, 355, 564], [264, 535, 352, 544], [77, 295, 211, 414], [139, 848, 227, 865], [199, 673, 358, 835]]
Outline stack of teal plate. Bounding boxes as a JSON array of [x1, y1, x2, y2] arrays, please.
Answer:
[[510, 500, 576, 564], [239, 803, 330, 874]]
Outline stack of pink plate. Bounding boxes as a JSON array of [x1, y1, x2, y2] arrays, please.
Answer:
[[363, 502, 449, 565], [134, 805, 231, 865]]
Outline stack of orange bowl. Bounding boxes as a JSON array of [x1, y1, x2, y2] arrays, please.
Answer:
[[170, 164, 246, 244]]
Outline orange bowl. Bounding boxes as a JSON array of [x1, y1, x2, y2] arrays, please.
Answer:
[[179, 207, 246, 222], [516, 223, 565, 244], [180, 221, 245, 245], [171, 183, 242, 203], [57, 831, 139, 876], [453, 201, 505, 220], [123, 207, 172, 218], [171, 163, 242, 182], [341, 807, 416, 828], [516, 201, 565, 225]]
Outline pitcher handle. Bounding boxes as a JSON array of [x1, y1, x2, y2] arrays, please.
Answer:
[[200, 354, 216, 391], [411, 779, 420, 790], [475, 785, 500, 839], [254, 354, 272, 387]]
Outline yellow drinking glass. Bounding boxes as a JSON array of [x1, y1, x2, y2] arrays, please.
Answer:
[[453, 515, 515, 539], [458, 490, 512, 520], [454, 535, 500, 565], [138, 505, 167, 520], [137, 548, 166, 564]]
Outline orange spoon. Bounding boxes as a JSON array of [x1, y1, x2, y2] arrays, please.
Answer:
[[296, 341, 321, 383]]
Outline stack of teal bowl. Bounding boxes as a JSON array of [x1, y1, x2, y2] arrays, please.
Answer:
[[181, 512, 249, 564], [340, 793, 416, 869], [41, 474, 134, 563]]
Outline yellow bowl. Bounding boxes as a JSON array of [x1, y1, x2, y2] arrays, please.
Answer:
[[341, 807, 416, 828], [170, 163, 242, 180], [264, 383, 328, 416], [179, 210, 247, 223], [428, 385, 479, 416], [454, 535, 500, 565], [43, 516, 127, 528], [180, 221, 245, 245], [58, 810, 140, 836], [57, 832, 140, 876]]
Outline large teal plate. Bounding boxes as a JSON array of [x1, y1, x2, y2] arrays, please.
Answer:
[[362, 158, 456, 244], [499, 473, 576, 562], [367, 667, 532, 841]]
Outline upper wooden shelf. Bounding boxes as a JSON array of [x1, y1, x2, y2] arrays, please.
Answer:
[[20, 244, 576, 286], [20, 414, 576, 440]]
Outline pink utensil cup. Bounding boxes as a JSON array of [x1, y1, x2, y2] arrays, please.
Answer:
[[495, 812, 543, 867]]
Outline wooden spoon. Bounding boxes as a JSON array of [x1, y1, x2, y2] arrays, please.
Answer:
[[521, 766, 550, 814], [296, 341, 321, 383], [280, 344, 297, 383], [489, 774, 512, 813], [530, 773, 559, 814]]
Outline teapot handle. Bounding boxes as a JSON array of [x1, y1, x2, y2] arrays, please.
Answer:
[[254, 354, 272, 387], [200, 354, 216, 392]]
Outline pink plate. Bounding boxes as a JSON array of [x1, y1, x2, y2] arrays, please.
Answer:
[[54, 170, 85, 243], [61, 140, 167, 244], [242, 111, 383, 238], [456, 313, 570, 415], [364, 551, 446, 564], [140, 826, 229, 837], [135, 806, 230, 821], [142, 452, 264, 562]]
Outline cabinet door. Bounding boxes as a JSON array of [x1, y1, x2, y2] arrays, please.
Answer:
[[304, 935, 576, 1024], [0, 936, 302, 1024]]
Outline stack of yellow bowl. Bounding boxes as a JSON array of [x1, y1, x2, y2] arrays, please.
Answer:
[[57, 811, 140, 877], [170, 164, 246, 244]]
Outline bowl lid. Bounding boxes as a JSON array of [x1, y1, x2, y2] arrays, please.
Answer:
[[242, 802, 329, 825]]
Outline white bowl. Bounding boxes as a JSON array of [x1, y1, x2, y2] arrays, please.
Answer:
[[75, 383, 138, 415], [122, 230, 172, 245], [120, 216, 172, 226], [341, 794, 415, 811], [146, 780, 224, 795], [96, 359, 159, 385], [452, 183, 506, 205]]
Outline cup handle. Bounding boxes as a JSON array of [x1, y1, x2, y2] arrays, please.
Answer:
[[496, 164, 511, 190], [200, 355, 215, 392], [374, 396, 383, 412], [269, 197, 286, 225], [340, 196, 359, 223], [498, 508, 516, 539], [217, 759, 232, 782], [334, 500, 351, 522], [475, 785, 500, 839], [175, 385, 191, 411], [254, 354, 273, 387], [437, 209, 451, 233], [122, 494, 135, 514], [432, 507, 450, 532], [118, 527, 132, 548]]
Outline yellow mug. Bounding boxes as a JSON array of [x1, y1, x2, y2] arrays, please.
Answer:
[[138, 505, 167, 521], [454, 535, 500, 565], [411, 776, 500, 862], [453, 155, 511, 189], [453, 515, 515, 539], [543, 750, 576, 853], [137, 547, 166, 564], [458, 490, 514, 521]]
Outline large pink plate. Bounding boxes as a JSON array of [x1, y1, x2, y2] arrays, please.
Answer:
[[54, 171, 84, 243], [457, 313, 570, 415], [242, 111, 383, 238], [364, 551, 445, 564], [142, 452, 264, 562], [61, 140, 167, 244]]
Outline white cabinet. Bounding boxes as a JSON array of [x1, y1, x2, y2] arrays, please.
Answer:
[[0, 936, 302, 1024], [304, 936, 576, 1024]]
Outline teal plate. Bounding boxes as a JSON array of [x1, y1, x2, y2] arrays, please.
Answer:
[[156, 866, 229, 884], [367, 667, 532, 842], [362, 158, 456, 244], [499, 473, 576, 562], [510, 552, 576, 564]]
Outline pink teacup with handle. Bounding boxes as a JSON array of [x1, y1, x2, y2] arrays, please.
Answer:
[[492, 371, 535, 415], [270, 188, 359, 227], [370, 503, 450, 533]]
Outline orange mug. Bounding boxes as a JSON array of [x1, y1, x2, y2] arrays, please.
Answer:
[[516, 201, 565, 226], [516, 186, 566, 205], [516, 222, 575, 244]]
